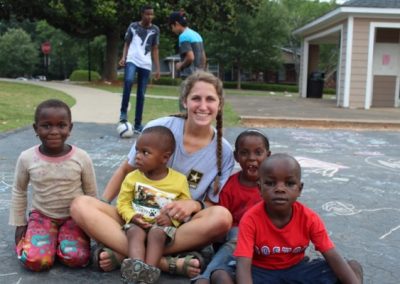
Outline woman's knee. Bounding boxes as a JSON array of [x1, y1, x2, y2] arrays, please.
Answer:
[[204, 206, 232, 233], [70, 195, 95, 220]]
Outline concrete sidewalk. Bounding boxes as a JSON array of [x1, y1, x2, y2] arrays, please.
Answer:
[[1, 79, 121, 124], [227, 94, 400, 130], [1, 123, 400, 284]]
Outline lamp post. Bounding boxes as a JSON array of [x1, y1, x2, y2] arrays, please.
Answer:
[[59, 41, 64, 80], [87, 39, 91, 81], [41, 41, 51, 80]]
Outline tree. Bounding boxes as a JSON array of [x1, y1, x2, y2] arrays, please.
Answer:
[[205, 0, 288, 88], [280, 0, 338, 80], [0, 28, 38, 77], [4, 0, 261, 81]]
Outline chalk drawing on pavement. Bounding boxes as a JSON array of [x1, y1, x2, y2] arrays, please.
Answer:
[[353, 151, 384, 156], [379, 225, 400, 240], [0, 172, 13, 193], [296, 156, 348, 177], [365, 157, 400, 172], [322, 201, 400, 240], [322, 201, 400, 216], [0, 272, 18, 277]]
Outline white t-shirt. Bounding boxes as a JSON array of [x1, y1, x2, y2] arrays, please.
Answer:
[[125, 21, 160, 70], [128, 117, 234, 203]]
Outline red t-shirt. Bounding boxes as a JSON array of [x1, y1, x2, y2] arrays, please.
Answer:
[[218, 172, 262, 226], [234, 201, 335, 270]]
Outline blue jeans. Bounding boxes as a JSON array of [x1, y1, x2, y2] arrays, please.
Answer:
[[192, 227, 238, 282], [120, 62, 150, 128]]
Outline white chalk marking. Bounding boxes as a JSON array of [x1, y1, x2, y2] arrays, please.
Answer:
[[0, 272, 18, 277], [379, 225, 400, 240]]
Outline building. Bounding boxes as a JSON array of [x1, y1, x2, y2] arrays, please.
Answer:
[[294, 0, 400, 108]]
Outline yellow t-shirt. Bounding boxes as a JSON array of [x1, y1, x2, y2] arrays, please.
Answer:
[[117, 168, 190, 226]]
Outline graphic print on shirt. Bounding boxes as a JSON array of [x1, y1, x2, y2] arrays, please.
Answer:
[[254, 245, 308, 256], [130, 26, 156, 55], [187, 169, 203, 190], [133, 182, 176, 222]]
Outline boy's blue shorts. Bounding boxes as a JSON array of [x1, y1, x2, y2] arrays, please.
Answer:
[[252, 257, 338, 284]]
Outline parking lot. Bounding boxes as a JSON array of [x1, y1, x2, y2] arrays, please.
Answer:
[[1, 123, 399, 283]]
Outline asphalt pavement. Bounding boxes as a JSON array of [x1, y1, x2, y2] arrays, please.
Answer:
[[0, 80, 399, 283]]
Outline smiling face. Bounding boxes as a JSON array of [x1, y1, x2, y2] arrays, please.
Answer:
[[183, 81, 221, 128], [235, 134, 270, 186], [259, 154, 303, 215], [33, 106, 72, 156]]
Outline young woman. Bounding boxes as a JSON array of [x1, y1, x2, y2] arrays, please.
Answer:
[[70, 71, 235, 277]]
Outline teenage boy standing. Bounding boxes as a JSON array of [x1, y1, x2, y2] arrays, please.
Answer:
[[119, 4, 160, 134]]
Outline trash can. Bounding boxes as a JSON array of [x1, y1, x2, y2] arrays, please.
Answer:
[[307, 71, 324, 98]]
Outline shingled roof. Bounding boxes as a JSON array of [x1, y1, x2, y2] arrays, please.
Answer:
[[342, 0, 400, 8]]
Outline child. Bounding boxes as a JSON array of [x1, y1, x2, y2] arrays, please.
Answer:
[[235, 153, 363, 284], [9, 99, 97, 272], [193, 129, 271, 284], [117, 126, 191, 284]]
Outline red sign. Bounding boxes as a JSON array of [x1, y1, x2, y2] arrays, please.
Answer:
[[41, 41, 51, 55]]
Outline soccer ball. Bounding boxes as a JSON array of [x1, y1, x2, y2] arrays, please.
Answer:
[[117, 121, 134, 138]]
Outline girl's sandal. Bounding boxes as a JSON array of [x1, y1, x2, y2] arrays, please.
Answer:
[[91, 243, 122, 272], [166, 251, 205, 277]]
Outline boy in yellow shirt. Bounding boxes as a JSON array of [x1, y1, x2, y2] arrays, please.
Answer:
[[117, 126, 191, 283]]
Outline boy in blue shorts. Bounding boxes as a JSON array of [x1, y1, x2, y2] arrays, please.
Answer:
[[235, 153, 363, 284]]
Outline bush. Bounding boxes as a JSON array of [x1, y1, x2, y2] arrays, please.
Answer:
[[69, 70, 101, 81], [0, 28, 38, 78], [222, 81, 336, 95], [223, 81, 299, 93], [151, 76, 181, 86]]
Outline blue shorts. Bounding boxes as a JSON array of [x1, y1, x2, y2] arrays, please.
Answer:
[[252, 258, 338, 284]]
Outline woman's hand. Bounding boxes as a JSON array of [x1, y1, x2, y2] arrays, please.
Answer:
[[15, 225, 27, 245], [130, 214, 152, 230], [161, 199, 200, 222], [156, 213, 172, 227]]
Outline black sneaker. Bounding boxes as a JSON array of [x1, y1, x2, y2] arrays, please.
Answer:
[[134, 125, 143, 134]]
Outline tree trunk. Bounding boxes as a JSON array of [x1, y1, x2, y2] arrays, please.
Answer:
[[103, 30, 120, 82], [236, 61, 241, 89]]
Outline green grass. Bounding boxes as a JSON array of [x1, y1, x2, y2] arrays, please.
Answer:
[[84, 81, 240, 126], [135, 97, 240, 127], [82, 81, 297, 98], [0, 81, 75, 133]]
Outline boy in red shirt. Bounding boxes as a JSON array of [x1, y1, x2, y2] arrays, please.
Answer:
[[193, 129, 270, 284], [235, 153, 363, 284]]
